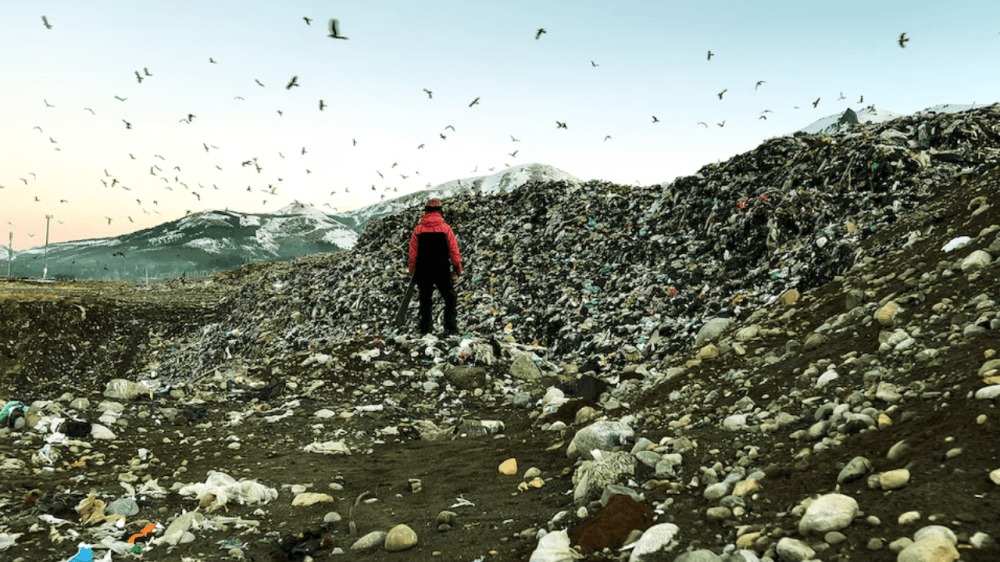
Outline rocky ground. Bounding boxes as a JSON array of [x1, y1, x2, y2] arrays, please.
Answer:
[[2, 109, 1000, 562]]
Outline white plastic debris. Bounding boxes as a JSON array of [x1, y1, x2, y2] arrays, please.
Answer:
[[528, 529, 583, 562], [303, 440, 352, 455], [941, 236, 972, 252], [177, 471, 278, 510]]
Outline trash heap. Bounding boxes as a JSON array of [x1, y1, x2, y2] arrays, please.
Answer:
[[151, 104, 1000, 382]]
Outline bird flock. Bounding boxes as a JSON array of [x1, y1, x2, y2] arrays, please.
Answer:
[[6, 13, 922, 245]]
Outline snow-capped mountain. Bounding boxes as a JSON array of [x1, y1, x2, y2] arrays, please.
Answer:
[[7, 164, 578, 281], [9, 203, 358, 281], [339, 163, 581, 231]]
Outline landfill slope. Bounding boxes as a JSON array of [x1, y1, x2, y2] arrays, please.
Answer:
[[148, 104, 1000, 381], [0, 105, 998, 562]]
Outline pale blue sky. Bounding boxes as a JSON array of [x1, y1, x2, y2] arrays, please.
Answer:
[[2, 1, 998, 248]]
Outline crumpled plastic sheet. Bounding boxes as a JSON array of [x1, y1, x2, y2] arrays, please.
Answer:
[[147, 105, 1000, 382], [177, 471, 278, 509]]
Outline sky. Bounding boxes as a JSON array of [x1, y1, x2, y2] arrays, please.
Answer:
[[2, 1, 999, 250]]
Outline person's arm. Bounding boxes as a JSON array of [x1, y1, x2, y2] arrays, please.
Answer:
[[408, 229, 419, 275], [446, 227, 462, 275]]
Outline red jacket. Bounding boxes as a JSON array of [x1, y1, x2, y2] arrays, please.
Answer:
[[408, 212, 462, 277]]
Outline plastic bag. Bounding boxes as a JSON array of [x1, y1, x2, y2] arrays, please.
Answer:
[[529, 529, 583, 562]]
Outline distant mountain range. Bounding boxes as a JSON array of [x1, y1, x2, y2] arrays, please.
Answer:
[[4, 163, 581, 281]]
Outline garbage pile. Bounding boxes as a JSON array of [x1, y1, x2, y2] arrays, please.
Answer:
[[150, 105, 1000, 383]]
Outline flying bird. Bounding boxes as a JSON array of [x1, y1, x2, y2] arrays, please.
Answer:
[[717, 121, 725, 127], [440, 133, 446, 140], [469, 97, 480, 107], [84, 107, 95, 114], [303, 16, 312, 25], [44, 99, 54, 107], [135, 71, 143, 83], [604, 135, 611, 141], [697, 122, 708, 128], [122, 119, 132, 129], [105, 217, 112, 225], [301, 147, 307, 155], [812, 97, 820, 108], [255, 79, 265, 87], [286, 76, 299, 89], [114, 96, 127, 101], [508, 150, 518, 158], [50, 137, 57, 143], [445, 125, 455, 131], [376, 170, 383, 178], [717, 89, 727, 100], [707, 50, 714, 60], [591, 60, 598, 67], [838, 92, 845, 100], [423, 89, 432, 99], [511, 135, 520, 142], [203, 143, 209, 152], [391, 162, 398, 168], [33, 126, 42, 132], [319, 99, 326, 110], [417, 144, 424, 149], [234, 96, 244, 100], [42, 15, 52, 29], [535, 28, 546, 39], [556, 121, 567, 129], [898, 33, 909, 48], [755, 80, 765, 90], [277, 110, 283, 116], [143, 67, 152, 76], [759, 115, 767, 120], [210, 57, 217, 63], [329, 18, 349, 39], [652, 116, 659, 123], [352, 139, 357, 146], [858, 95, 864, 103]]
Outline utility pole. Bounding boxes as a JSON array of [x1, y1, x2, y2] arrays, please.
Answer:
[[43, 215, 52, 279]]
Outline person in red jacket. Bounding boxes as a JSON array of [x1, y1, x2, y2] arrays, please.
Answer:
[[408, 199, 462, 335]]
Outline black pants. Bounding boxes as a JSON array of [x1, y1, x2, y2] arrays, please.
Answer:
[[417, 274, 457, 334]]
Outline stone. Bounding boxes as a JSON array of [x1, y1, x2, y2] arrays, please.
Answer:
[[698, 343, 720, 361], [567, 420, 634, 460], [510, 353, 542, 381], [292, 493, 333, 506], [838, 456, 873, 484], [384, 524, 418, 552], [723, 414, 748, 431], [695, 318, 731, 346], [960, 250, 992, 272], [676, 549, 724, 562], [873, 468, 910, 490], [913, 526, 956, 545], [499, 458, 517, 475], [875, 301, 902, 326], [888, 440, 911, 461], [735, 325, 760, 341], [350, 530, 387, 551], [897, 535, 959, 562], [825, 531, 847, 545], [798, 493, 858, 535], [779, 289, 800, 306], [573, 451, 637, 504], [975, 386, 1000, 400], [980, 359, 1000, 376], [775, 537, 815, 562], [990, 468, 1000, 485], [162, 511, 205, 546], [627, 523, 679, 562], [706, 507, 732, 521]]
